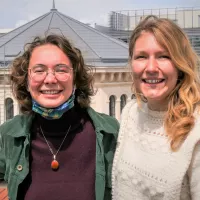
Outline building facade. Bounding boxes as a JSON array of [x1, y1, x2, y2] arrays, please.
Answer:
[[107, 8, 200, 56], [110, 7, 200, 30], [0, 65, 133, 124], [1, 6, 200, 124], [0, 3, 133, 124]]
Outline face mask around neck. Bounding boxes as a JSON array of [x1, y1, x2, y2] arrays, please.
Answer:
[[32, 89, 75, 120]]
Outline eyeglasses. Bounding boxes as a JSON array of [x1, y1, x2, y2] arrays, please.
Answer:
[[29, 65, 73, 82]]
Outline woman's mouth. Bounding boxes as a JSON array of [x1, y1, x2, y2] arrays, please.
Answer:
[[142, 79, 165, 84], [41, 90, 62, 94]]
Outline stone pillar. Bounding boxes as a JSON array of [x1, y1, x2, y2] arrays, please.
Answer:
[[115, 97, 121, 121], [14, 101, 19, 116]]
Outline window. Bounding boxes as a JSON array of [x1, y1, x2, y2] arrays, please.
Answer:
[[120, 94, 127, 113], [199, 15, 200, 27], [131, 94, 136, 99], [5, 98, 14, 120], [193, 36, 200, 47], [109, 95, 116, 117]]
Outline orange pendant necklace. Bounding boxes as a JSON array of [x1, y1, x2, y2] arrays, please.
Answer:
[[40, 125, 71, 170]]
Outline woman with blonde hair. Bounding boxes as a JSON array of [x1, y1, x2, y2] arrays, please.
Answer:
[[112, 15, 200, 199]]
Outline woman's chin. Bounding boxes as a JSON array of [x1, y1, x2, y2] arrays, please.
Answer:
[[142, 88, 166, 100]]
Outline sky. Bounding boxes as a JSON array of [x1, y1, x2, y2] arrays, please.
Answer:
[[0, 0, 200, 29]]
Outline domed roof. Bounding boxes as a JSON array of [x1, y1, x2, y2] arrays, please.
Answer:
[[0, 1, 128, 67]]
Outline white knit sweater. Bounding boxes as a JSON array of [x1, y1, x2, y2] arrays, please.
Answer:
[[112, 100, 200, 200]]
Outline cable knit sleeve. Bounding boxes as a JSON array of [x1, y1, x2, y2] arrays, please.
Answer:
[[188, 141, 200, 199]]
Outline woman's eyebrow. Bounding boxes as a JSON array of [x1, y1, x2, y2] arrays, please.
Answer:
[[31, 64, 46, 68]]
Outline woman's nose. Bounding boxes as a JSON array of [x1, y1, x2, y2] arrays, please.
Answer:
[[43, 72, 58, 84], [146, 57, 159, 73]]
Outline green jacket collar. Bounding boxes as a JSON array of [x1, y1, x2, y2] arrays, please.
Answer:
[[6, 114, 34, 138], [7, 107, 118, 138], [87, 107, 118, 137]]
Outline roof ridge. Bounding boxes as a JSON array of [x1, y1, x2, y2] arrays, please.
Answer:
[[0, 9, 128, 66], [0, 12, 49, 40], [57, 12, 101, 59], [58, 11, 128, 49], [47, 11, 55, 31], [0, 12, 51, 48]]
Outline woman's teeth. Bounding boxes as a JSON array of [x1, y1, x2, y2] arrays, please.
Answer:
[[41, 90, 60, 94], [144, 79, 164, 84]]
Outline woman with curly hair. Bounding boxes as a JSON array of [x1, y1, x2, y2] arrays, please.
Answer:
[[112, 16, 200, 199], [0, 34, 119, 200]]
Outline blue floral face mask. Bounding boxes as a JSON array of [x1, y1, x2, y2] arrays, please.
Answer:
[[32, 89, 75, 120]]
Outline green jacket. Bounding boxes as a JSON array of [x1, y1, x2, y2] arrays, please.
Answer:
[[0, 107, 119, 200]]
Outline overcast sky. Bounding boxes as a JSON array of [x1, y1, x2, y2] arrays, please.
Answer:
[[0, 0, 200, 29]]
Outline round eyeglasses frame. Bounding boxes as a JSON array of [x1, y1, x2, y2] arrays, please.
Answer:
[[28, 66, 73, 82]]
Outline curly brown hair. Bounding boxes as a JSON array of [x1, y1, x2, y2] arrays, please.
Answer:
[[129, 15, 200, 151], [10, 34, 95, 113]]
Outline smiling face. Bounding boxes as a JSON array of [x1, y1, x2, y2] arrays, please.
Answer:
[[131, 32, 178, 110], [28, 44, 74, 108]]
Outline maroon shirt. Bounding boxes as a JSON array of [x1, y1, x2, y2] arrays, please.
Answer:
[[17, 107, 96, 200]]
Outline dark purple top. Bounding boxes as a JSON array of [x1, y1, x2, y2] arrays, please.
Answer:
[[17, 107, 96, 200]]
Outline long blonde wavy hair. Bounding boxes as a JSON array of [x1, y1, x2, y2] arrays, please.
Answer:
[[129, 15, 200, 151]]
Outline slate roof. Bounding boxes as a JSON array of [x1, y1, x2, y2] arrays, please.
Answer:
[[0, 2, 128, 67]]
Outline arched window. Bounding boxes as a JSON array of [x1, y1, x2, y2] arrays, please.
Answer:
[[109, 95, 116, 117], [120, 94, 127, 113], [5, 98, 14, 120], [131, 94, 136, 99]]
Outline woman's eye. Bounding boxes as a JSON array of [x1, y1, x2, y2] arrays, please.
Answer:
[[159, 55, 170, 59], [55, 65, 71, 73], [33, 68, 45, 73], [135, 55, 146, 59], [35, 69, 45, 73], [56, 68, 68, 73]]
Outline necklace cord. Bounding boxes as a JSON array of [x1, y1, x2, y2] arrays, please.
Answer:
[[40, 125, 71, 158]]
